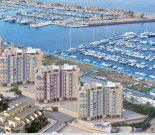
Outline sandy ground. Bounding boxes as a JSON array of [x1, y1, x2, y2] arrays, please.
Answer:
[[59, 125, 90, 133], [44, 54, 95, 72], [44, 54, 155, 91]]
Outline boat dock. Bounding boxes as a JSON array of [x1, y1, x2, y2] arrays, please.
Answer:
[[30, 21, 54, 28], [45, 31, 155, 81], [30, 17, 155, 28], [30, 20, 88, 28], [87, 18, 155, 27], [1, 1, 155, 28], [48, 51, 155, 82]]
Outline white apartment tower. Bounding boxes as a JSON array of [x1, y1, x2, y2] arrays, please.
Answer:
[[0, 42, 43, 86], [35, 64, 80, 103], [78, 82, 123, 120]]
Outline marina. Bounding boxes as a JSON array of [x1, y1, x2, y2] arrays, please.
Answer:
[[49, 31, 155, 81], [1, 0, 155, 134], [0, 0, 155, 82], [1, 1, 155, 28]]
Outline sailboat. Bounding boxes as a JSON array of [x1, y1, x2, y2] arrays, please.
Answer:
[[67, 28, 76, 52], [54, 40, 62, 54]]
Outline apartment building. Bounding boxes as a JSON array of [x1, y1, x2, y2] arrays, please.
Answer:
[[78, 82, 123, 120], [35, 64, 80, 103], [0, 103, 42, 133], [0, 39, 43, 86]]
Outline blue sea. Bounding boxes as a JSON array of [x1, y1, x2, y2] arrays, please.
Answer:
[[37, 0, 155, 13], [0, 0, 155, 52]]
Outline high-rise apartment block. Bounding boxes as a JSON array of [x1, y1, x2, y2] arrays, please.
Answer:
[[35, 64, 80, 103], [0, 38, 43, 86], [78, 82, 123, 120]]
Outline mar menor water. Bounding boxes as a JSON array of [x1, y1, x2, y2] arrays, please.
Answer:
[[0, 0, 155, 52]]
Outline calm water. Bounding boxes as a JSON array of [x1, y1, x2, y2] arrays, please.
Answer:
[[0, 0, 155, 52], [37, 0, 155, 13]]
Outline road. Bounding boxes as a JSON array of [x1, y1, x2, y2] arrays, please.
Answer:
[[8, 95, 35, 106], [44, 111, 74, 133]]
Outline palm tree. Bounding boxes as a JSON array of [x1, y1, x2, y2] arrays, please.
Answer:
[[131, 97, 134, 104]]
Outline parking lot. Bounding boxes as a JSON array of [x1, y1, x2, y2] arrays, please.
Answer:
[[44, 111, 74, 133], [9, 95, 35, 106], [91, 110, 147, 125]]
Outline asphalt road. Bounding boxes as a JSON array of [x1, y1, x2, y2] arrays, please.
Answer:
[[8, 95, 35, 106], [44, 111, 74, 133]]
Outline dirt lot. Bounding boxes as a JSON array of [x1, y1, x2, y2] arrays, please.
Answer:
[[89, 69, 155, 91], [43, 54, 155, 91], [43, 54, 96, 72]]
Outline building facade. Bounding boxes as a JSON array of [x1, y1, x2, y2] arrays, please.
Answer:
[[0, 103, 42, 133], [0, 40, 43, 86], [35, 64, 80, 103], [78, 82, 123, 120]]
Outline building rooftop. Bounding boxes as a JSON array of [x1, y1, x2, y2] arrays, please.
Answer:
[[124, 88, 145, 98], [96, 83, 103, 87], [143, 94, 155, 100], [5, 102, 28, 115], [124, 88, 155, 100], [63, 64, 73, 70], [53, 65, 59, 70], [26, 47, 38, 53], [106, 81, 118, 88], [16, 49, 23, 53], [9, 118, 19, 123], [0, 113, 6, 118], [16, 106, 39, 119]]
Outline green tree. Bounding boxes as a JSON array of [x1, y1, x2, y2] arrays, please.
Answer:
[[130, 97, 134, 104], [25, 115, 49, 133], [10, 86, 21, 94], [80, 81, 84, 86], [0, 97, 9, 112], [123, 99, 155, 115]]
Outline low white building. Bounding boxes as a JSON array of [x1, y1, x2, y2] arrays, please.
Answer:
[[141, 95, 155, 106], [124, 89, 155, 107], [150, 88, 155, 96], [124, 89, 145, 104]]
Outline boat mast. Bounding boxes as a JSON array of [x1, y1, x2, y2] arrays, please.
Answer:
[[69, 27, 72, 48], [105, 25, 108, 38], [56, 39, 57, 50], [93, 27, 95, 42]]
